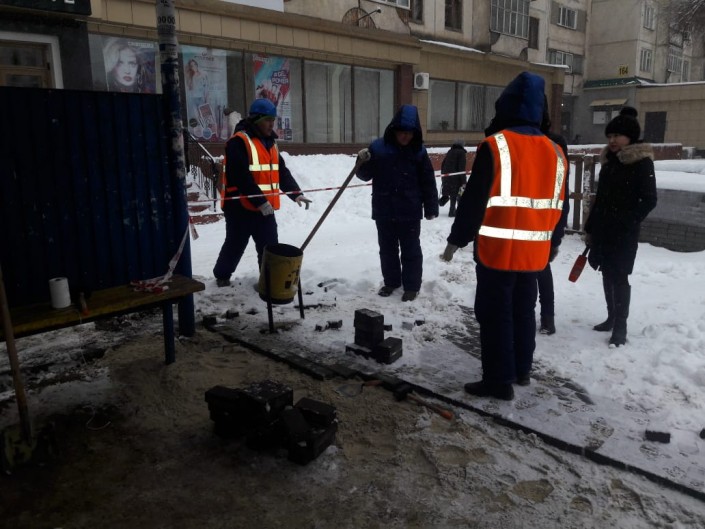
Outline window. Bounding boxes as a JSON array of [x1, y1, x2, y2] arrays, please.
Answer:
[[304, 61, 394, 144], [429, 80, 455, 130], [353, 67, 394, 143], [528, 17, 539, 50], [457, 83, 485, 131], [429, 80, 504, 132], [379, 0, 410, 8], [490, 0, 529, 39], [639, 48, 652, 73], [445, 0, 462, 31], [558, 6, 577, 29], [667, 46, 683, 73], [592, 110, 607, 125], [682, 60, 690, 82], [643, 3, 655, 30], [304, 62, 352, 143], [410, 0, 423, 22], [548, 49, 573, 73]]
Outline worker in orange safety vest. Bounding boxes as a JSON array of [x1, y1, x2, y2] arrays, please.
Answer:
[[213, 98, 311, 287], [441, 72, 567, 401]]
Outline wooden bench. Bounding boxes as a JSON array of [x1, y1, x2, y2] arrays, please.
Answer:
[[1, 87, 204, 366], [0, 275, 205, 364]]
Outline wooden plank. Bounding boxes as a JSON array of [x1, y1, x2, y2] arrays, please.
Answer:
[[0, 274, 204, 340]]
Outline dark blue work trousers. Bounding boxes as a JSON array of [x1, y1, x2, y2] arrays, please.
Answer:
[[375, 219, 422, 292], [213, 203, 278, 280], [474, 263, 538, 385], [537, 263, 554, 317]]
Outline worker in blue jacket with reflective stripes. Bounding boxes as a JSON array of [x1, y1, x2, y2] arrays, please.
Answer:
[[355, 104, 439, 302]]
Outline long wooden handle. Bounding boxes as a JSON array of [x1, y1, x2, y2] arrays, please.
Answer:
[[0, 264, 32, 442], [407, 393, 454, 420], [300, 158, 363, 252]]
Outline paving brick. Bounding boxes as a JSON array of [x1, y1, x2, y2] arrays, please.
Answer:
[[288, 423, 337, 465], [372, 337, 403, 364], [354, 327, 384, 348], [295, 397, 337, 427], [353, 308, 384, 332]]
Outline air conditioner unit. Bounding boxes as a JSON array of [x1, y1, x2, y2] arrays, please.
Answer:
[[414, 72, 430, 90]]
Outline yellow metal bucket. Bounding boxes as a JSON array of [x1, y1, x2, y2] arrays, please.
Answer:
[[258, 243, 303, 304]]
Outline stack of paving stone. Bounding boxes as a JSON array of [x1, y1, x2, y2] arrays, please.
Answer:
[[345, 308, 402, 364], [204, 380, 337, 464]]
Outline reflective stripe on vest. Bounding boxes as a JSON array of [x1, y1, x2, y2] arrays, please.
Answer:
[[477, 131, 566, 271], [220, 131, 281, 211]]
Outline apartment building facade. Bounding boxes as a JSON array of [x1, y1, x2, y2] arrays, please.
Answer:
[[2, 0, 703, 150], [0, 0, 564, 153]]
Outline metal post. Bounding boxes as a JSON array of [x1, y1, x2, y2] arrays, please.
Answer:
[[156, 0, 195, 334]]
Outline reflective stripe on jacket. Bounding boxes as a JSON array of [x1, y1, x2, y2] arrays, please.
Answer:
[[220, 131, 281, 211], [477, 130, 566, 271]]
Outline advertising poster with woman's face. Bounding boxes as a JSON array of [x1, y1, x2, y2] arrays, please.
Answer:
[[182, 46, 228, 142], [101, 37, 157, 94], [253, 54, 292, 141]]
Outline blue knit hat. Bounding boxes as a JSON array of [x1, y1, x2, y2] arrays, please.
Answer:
[[248, 98, 277, 119]]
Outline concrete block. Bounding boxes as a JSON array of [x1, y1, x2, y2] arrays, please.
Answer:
[[372, 337, 403, 364], [288, 423, 337, 465], [354, 327, 384, 348], [354, 308, 384, 332], [346, 343, 372, 358], [295, 397, 337, 427]]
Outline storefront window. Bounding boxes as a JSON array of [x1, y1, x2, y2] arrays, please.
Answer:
[[429, 80, 455, 130], [353, 66, 394, 143], [87, 37, 390, 144], [181, 46, 230, 142], [304, 61, 352, 143], [430, 79, 503, 132], [88, 34, 159, 94]]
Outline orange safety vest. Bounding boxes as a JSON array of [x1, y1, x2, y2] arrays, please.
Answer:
[[220, 131, 281, 210], [476, 130, 567, 272]]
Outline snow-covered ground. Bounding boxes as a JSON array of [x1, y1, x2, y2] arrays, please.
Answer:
[[3, 149, 705, 526]]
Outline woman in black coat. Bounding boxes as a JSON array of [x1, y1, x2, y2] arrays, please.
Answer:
[[584, 107, 657, 346]]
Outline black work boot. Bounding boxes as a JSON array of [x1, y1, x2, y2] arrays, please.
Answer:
[[609, 284, 631, 346], [539, 315, 555, 335], [464, 380, 514, 401], [593, 276, 615, 331]]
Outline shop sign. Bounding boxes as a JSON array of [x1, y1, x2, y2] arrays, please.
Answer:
[[2, 0, 91, 16]]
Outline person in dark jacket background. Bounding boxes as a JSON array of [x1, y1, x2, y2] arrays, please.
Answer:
[[439, 140, 468, 217], [213, 98, 311, 287], [537, 98, 570, 335], [356, 104, 439, 302], [584, 107, 657, 347], [441, 72, 568, 400]]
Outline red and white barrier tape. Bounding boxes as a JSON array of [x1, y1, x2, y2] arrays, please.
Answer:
[[130, 225, 190, 293], [187, 170, 472, 205]]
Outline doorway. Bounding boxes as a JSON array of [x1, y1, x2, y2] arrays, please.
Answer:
[[644, 111, 666, 143], [0, 41, 52, 88]]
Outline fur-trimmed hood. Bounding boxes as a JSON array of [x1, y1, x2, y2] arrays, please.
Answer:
[[599, 142, 654, 165]]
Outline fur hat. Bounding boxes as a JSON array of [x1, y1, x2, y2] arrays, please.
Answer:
[[605, 106, 640, 143]]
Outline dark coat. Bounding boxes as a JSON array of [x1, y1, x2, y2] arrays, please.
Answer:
[[447, 72, 568, 253], [222, 118, 302, 212], [545, 130, 570, 248], [584, 143, 657, 275], [440, 143, 467, 197], [356, 105, 439, 221]]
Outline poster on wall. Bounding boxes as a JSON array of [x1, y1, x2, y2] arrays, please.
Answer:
[[101, 36, 157, 94], [182, 46, 229, 142], [253, 54, 292, 141]]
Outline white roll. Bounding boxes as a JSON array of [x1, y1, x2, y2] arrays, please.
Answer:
[[49, 277, 71, 309]]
